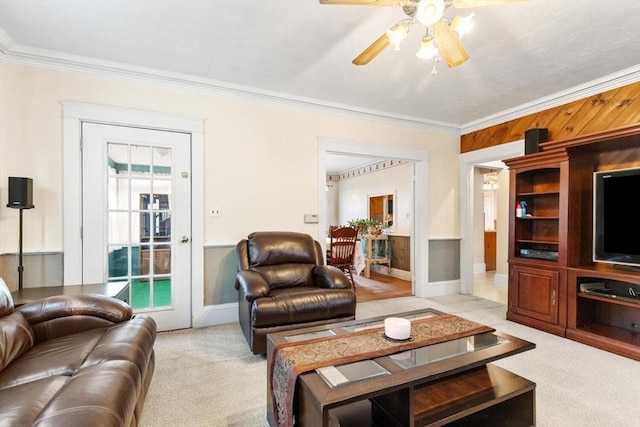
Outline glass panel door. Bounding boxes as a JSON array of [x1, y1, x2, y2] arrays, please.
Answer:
[[82, 122, 191, 331]]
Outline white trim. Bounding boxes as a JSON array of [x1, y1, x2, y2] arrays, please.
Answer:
[[2, 29, 637, 135], [193, 303, 238, 327], [473, 263, 487, 275], [317, 138, 429, 297], [62, 102, 205, 326], [62, 101, 202, 132], [190, 129, 205, 327], [419, 279, 462, 298], [459, 140, 524, 295]]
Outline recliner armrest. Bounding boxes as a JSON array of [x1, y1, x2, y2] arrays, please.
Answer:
[[313, 265, 352, 289], [235, 270, 271, 302]]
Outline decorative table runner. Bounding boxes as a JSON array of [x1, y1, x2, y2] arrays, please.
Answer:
[[269, 313, 494, 427]]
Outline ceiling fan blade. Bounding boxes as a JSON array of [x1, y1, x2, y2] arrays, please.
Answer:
[[353, 32, 391, 65], [452, 0, 526, 8], [320, 0, 402, 5], [433, 21, 469, 67]]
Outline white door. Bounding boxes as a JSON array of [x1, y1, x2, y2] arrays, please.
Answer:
[[82, 122, 191, 331]]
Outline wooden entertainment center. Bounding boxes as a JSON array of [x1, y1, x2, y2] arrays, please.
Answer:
[[504, 123, 640, 361]]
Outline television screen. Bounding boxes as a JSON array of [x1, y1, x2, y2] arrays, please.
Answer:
[[593, 167, 640, 267]]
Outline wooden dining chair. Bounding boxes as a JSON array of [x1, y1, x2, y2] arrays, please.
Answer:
[[328, 226, 358, 288]]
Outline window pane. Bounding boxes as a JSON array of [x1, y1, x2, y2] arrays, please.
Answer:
[[108, 177, 129, 210], [108, 143, 129, 176], [108, 212, 129, 245]]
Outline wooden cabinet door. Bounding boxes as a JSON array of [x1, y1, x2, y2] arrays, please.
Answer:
[[510, 265, 559, 324]]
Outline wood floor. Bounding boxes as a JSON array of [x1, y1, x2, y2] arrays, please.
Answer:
[[352, 272, 412, 303]]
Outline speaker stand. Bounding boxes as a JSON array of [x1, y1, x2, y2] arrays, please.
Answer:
[[18, 208, 24, 290]]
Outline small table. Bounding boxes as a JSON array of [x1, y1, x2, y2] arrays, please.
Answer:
[[11, 281, 130, 306], [266, 309, 536, 427], [362, 234, 391, 278]]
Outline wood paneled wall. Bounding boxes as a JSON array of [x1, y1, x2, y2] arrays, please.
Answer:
[[389, 235, 410, 271], [461, 82, 640, 153]]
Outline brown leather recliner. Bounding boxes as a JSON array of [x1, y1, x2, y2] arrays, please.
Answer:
[[235, 231, 356, 354]]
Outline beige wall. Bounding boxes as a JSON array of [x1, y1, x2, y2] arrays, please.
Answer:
[[0, 62, 460, 270]]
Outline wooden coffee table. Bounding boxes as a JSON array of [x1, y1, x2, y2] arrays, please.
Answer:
[[266, 308, 536, 427]]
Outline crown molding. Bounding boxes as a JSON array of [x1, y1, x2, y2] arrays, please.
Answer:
[[335, 159, 409, 181], [460, 65, 640, 134], [1, 28, 638, 137], [0, 29, 459, 135]]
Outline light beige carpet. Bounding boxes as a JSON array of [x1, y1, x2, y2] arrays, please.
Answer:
[[140, 295, 640, 427]]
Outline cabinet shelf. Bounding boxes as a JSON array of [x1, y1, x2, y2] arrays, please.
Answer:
[[516, 216, 559, 220], [568, 264, 640, 360], [570, 322, 640, 349], [578, 291, 640, 309], [517, 190, 560, 197], [516, 239, 558, 245]]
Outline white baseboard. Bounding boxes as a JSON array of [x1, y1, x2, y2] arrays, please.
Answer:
[[193, 302, 238, 328], [473, 263, 486, 274], [415, 280, 461, 298]]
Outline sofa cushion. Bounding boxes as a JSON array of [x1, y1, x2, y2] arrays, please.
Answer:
[[253, 263, 315, 289], [0, 328, 104, 390], [0, 376, 69, 426], [81, 316, 156, 380], [247, 232, 318, 267], [0, 311, 35, 371], [34, 360, 142, 427], [252, 287, 356, 328]]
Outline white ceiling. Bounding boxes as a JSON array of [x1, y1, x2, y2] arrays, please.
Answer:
[[0, 0, 639, 173]]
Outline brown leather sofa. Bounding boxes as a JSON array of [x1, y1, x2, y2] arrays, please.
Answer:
[[0, 278, 156, 427], [235, 231, 356, 354]]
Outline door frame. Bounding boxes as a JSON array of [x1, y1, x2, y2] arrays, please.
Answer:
[[62, 102, 204, 324], [459, 140, 524, 295], [317, 138, 429, 296]]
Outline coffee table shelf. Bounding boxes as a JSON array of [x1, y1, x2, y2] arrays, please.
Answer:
[[372, 364, 535, 427]]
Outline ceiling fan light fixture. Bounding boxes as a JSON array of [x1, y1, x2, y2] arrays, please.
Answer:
[[416, 0, 445, 27], [450, 13, 475, 38], [386, 21, 409, 50], [416, 35, 438, 60], [433, 20, 469, 67]]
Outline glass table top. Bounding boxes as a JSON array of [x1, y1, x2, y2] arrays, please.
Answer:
[[388, 332, 505, 369]]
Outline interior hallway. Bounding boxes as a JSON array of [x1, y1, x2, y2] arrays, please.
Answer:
[[473, 271, 507, 304]]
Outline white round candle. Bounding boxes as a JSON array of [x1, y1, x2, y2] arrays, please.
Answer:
[[384, 317, 411, 340]]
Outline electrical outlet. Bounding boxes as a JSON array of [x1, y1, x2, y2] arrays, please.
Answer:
[[209, 207, 222, 217]]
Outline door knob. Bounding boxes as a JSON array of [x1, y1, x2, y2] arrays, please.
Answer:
[[180, 236, 189, 243]]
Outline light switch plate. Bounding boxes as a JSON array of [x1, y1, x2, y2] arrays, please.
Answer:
[[304, 214, 318, 224]]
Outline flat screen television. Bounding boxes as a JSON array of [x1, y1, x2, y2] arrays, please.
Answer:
[[593, 167, 640, 268]]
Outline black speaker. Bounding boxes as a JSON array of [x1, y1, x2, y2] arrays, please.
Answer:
[[7, 177, 34, 209], [524, 128, 549, 155]]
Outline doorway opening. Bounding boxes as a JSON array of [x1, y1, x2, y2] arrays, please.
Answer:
[[317, 138, 429, 298], [459, 140, 524, 304]]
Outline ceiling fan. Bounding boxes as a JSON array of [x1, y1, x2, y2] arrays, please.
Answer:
[[320, 0, 522, 69]]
